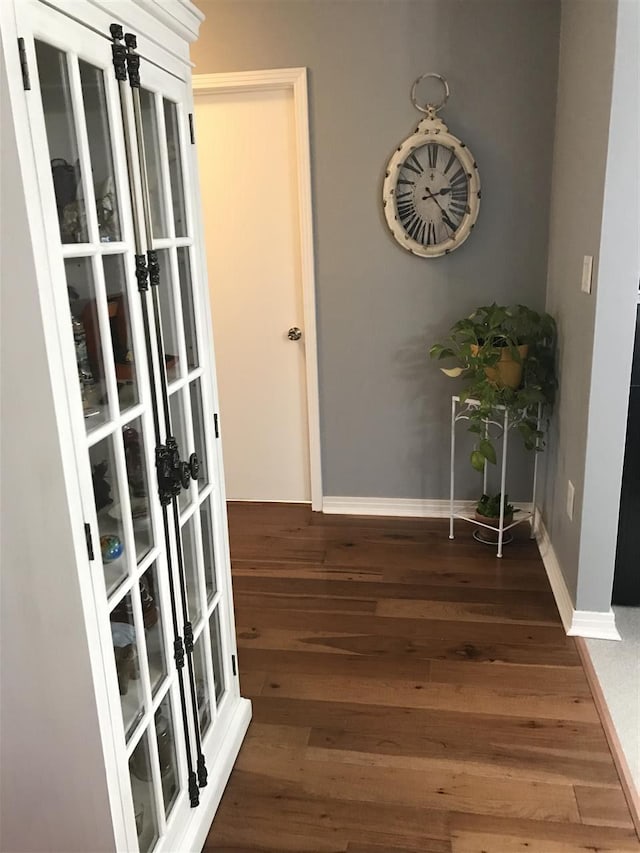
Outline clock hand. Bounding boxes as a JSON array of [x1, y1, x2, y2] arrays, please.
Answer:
[[421, 190, 458, 233]]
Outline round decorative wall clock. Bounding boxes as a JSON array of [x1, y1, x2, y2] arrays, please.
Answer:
[[382, 73, 481, 258]]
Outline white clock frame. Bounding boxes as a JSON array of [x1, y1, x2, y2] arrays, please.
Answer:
[[383, 111, 481, 258]]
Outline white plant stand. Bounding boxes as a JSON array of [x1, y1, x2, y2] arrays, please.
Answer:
[[449, 396, 542, 558]]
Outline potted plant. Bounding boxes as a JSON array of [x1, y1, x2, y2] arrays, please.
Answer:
[[475, 492, 516, 543], [429, 303, 557, 472]]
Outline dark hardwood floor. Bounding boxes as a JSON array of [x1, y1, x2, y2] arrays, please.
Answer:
[[205, 503, 639, 853]]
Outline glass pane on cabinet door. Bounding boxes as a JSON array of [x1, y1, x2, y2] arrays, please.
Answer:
[[129, 732, 160, 853], [140, 563, 166, 697], [193, 635, 211, 736], [163, 99, 188, 237], [189, 379, 208, 491], [103, 255, 139, 413], [209, 607, 226, 705], [78, 60, 121, 242], [139, 89, 168, 239], [180, 515, 202, 625], [89, 436, 127, 593], [110, 591, 144, 737], [65, 257, 108, 429], [156, 249, 180, 383], [169, 391, 191, 510], [155, 694, 180, 818], [199, 497, 217, 602], [122, 418, 153, 561], [34, 41, 88, 244], [177, 248, 198, 370]]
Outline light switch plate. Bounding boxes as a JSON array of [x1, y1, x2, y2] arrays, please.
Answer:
[[581, 255, 593, 294]]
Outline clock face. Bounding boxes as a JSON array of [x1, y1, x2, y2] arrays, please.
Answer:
[[382, 123, 481, 258], [396, 143, 469, 247]]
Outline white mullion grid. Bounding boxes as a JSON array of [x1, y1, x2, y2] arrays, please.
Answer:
[[87, 401, 145, 448], [109, 411, 139, 584], [167, 364, 204, 398], [125, 675, 173, 758], [154, 236, 192, 250], [65, 52, 100, 246], [61, 242, 99, 257], [107, 546, 159, 612]]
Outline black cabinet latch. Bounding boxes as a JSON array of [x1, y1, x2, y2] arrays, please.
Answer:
[[156, 438, 200, 506]]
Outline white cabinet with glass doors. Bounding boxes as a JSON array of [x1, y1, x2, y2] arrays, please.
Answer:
[[0, 1, 250, 851]]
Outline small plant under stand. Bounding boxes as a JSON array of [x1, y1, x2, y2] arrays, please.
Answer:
[[449, 395, 542, 558]]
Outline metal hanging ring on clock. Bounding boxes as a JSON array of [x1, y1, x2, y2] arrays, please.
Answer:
[[410, 73, 450, 114]]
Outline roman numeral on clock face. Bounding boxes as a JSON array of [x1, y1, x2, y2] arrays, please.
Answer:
[[444, 150, 457, 174], [426, 221, 436, 245], [450, 167, 467, 189], [407, 215, 426, 242], [427, 143, 438, 169], [397, 199, 416, 223], [402, 151, 424, 175]]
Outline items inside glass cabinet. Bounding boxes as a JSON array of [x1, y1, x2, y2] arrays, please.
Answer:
[[35, 41, 121, 243], [65, 255, 140, 428]]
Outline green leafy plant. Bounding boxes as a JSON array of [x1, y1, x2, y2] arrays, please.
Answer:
[[476, 492, 516, 519], [430, 303, 557, 472]]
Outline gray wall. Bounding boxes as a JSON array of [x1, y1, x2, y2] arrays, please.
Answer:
[[551, 0, 638, 612], [543, 0, 638, 611], [193, 0, 560, 500]]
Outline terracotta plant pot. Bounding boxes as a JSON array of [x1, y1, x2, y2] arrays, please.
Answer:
[[474, 510, 513, 543], [470, 344, 529, 389]]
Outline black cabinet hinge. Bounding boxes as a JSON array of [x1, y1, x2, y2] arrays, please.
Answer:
[[188, 113, 195, 145], [18, 38, 30, 90], [214, 413, 219, 438], [231, 654, 237, 676], [84, 523, 94, 561]]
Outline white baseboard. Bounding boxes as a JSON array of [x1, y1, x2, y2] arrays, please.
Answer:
[[535, 519, 620, 640], [323, 497, 477, 517], [322, 496, 620, 641]]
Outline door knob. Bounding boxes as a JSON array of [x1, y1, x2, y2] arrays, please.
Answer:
[[287, 327, 302, 341]]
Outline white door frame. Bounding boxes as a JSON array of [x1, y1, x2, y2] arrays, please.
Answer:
[[193, 68, 323, 511]]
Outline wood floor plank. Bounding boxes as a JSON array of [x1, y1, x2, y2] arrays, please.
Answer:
[[204, 504, 638, 851], [574, 784, 635, 828], [259, 671, 599, 722]]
